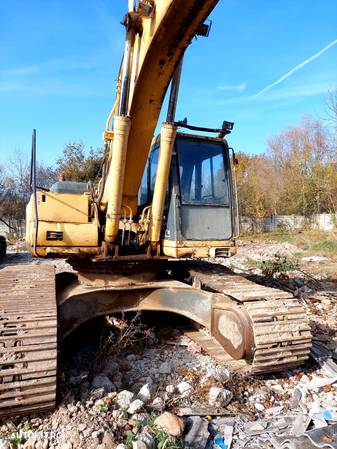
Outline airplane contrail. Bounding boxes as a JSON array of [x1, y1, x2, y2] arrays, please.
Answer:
[[255, 38, 337, 96]]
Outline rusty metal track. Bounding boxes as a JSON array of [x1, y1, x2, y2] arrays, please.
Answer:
[[183, 262, 312, 374], [0, 264, 57, 417]]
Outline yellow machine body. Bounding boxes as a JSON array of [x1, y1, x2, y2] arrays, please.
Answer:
[[26, 0, 237, 260], [161, 239, 237, 259], [26, 191, 99, 256]]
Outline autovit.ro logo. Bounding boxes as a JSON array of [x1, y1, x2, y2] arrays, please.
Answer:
[[0, 430, 63, 448]]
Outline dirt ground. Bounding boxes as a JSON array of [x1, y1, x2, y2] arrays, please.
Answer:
[[0, 231, 337, 449]]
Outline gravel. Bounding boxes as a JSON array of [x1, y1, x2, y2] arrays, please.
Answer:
[[1, 242, 337, 449]]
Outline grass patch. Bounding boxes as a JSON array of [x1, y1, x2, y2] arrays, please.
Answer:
[[244, 230, 337, 258], [310, 239, 337, 254], [147, 421, 187, 449], [125, 419, 187, 449]]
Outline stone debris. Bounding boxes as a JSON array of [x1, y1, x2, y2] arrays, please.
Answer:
[[1, 238, 337, 449], [137, 432, 155, 449], [91, 374, 116, 393], [184, 416, 209, 449], [151, 397, 164, 410], [127, 399, 144, 415], [116, 390, 135, 410], [137, 384, 152, 403], [132, 441, 148, 449], [159, 361, 172, 375], [177, 381, 193, 397], [208, 387, 233, 407], [154, 412, 185, 437]]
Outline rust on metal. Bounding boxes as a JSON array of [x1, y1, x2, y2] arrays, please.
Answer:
[[57, 276, 212, 339], [181, 261, 312, 374], [59, 259, 311, 375], [0, 264, 57, 417]]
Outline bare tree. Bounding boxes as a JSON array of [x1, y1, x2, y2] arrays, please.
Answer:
[[1, 152, 57, 235], [326, 89, 337, 129]]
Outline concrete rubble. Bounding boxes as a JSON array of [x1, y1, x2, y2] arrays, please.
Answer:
[[0, 324, 336, 449], [0, 239, 336, 449]]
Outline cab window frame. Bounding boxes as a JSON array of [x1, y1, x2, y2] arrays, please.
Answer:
[[175, 136, 231, 207]]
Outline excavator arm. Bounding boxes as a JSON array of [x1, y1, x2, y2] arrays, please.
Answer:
[[123, 0, 219, 210], [101, 0, 219, 245]]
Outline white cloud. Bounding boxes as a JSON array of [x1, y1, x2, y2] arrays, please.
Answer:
[[210, 78, 337, 109], [255, 38, 337, 96], [217, 82, 247, 93]]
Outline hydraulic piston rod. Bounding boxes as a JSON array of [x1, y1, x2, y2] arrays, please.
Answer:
[[149, 122, 177, 248], [105, 116, 132, 244]]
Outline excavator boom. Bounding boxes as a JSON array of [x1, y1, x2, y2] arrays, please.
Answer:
[[102, 0, 220, 245], [120, 0, 219, 213]]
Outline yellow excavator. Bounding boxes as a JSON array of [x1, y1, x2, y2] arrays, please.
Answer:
[[0, 0, 312, 417]]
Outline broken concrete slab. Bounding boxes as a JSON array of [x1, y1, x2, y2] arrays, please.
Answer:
[[275, 422, 337, 448], [184, 416, 210, 449]]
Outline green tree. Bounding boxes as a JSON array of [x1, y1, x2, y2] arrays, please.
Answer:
[[56, 142, 104, 182]]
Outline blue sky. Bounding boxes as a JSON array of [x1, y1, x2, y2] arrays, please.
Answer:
[[0, 0, 336, 166]]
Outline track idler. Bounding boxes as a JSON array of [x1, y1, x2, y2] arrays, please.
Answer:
[[211, 303, 254, 362], [208, 298, 312, 374]]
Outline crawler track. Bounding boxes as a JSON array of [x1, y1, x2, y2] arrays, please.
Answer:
[[180, 262, 312, 374], [0, 259, 312, 418], [0, 265, 57, 417]]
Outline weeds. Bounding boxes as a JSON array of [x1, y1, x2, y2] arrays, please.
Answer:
[[7, 421, 31, 448], [99, 402, 109, 413], [147, 420, 187, 449], [125, 432, 136, 449], [260, 254, 299, 278], [93, 312, 153, 372], [124, 419, 187, 449]]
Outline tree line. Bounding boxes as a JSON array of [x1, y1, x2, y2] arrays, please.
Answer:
[[236, 115, 337, 220], [0, 143, 103, 235], [0, 92, 336, 235]]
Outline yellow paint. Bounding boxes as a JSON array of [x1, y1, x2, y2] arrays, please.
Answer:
[[149, 123, 177, 245], [26, 191, 99, 257], [104, 116, 132, 243], [27, 191, 90, 223], [162, 239, 237, 258], [101, 0, 219, 214]]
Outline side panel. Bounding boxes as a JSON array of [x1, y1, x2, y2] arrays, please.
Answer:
[[28, 222, 99, 248], [26, 191, 99, 254], [28, 192, 91, 224]]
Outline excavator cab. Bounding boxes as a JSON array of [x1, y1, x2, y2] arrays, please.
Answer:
[[140, 131, 238, 258]]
